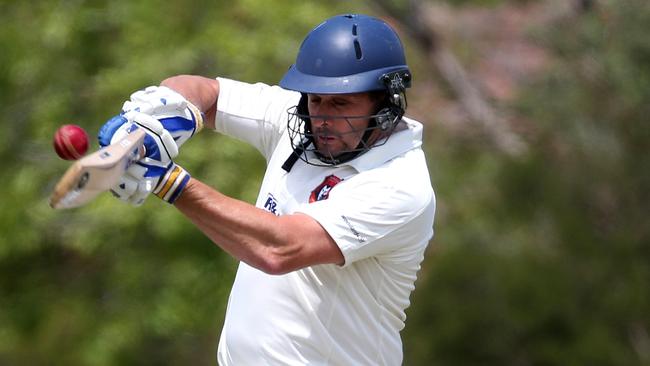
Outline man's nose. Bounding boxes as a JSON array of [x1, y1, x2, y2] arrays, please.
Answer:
[[310, 110, 330, 125], [312, 117, 329, 126]]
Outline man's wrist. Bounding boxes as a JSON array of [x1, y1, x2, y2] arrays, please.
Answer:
[[153, 164, 191, 204]]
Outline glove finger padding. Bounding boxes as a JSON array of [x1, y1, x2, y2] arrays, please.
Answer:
[[111, 172, 138, 198], [99, 85, 203, 159], [122, 86, 204, 146], [109, 159, 172, 206], [98, 115, 129, 148], [125, 111, 179, 162], [125, 86, 188, 115], [110, 171, 147, 206], [98, 114, 179, 165]]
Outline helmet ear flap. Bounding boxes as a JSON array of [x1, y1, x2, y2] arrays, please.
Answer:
[[297, 93, 312, 133], [373, 70, 409, 131], [297, 93, 309, 115]]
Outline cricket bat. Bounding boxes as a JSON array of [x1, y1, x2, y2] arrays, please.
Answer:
[[49, 129, 146, 209]]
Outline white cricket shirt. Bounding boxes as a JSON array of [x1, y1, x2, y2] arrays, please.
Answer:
[[214, 78, 435, 365]]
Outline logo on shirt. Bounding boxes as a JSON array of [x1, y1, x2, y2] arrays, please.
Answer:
[[309, 175, 342, 203], [341, 215, 367, 243], [263, 193, 280, 215]]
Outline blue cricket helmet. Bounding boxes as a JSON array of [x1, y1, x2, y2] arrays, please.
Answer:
[[279, 14, 411, 94], [279, 14, 412, 170]]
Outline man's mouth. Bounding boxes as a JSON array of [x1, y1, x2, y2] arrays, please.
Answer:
[[314, 130, 338, 144], [317, 135, 336, 143]]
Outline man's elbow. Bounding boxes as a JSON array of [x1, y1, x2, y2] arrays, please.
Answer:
[[255, 256, 294, 276], [254, 245, 299, 276]]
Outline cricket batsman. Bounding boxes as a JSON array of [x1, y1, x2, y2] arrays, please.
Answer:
[[99, 14, 436, 365]]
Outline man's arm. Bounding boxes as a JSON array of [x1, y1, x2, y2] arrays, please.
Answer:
[[160, 75, 220, 130], [175, 178, 345, 275], [159, 75, 344, 274]]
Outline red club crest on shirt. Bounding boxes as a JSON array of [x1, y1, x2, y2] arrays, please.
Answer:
[[309, 175, 342, 203]]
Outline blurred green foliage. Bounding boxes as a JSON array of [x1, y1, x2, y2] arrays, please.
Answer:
[[0, 0, 648, 365], [444, 0, 534, 7], [0, 1, 365, 365], [402, 1, 650, 365]]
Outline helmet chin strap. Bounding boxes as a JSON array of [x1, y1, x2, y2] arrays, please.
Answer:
[[282, 135, 368, 172]]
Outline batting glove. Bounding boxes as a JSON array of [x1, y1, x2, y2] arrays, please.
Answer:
[[98, 85, 201, 206], [100, 114, 179, 167], [99, 119, 177, 207], [110, 160, 190, 206], [97, 86, 204, 163]]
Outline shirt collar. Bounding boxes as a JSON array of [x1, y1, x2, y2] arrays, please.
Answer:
[[344, 117, 423, 172]]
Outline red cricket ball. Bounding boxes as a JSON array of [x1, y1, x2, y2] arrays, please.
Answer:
[[53, 124, 89, 160]]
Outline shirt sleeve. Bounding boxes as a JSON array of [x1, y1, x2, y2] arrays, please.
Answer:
[[215, 77, 301, 160], [295, 163, 436, 267]]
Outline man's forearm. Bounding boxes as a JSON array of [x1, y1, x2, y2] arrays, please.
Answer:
[[173, 177, 286, 273], [173, 178, 344, 274]]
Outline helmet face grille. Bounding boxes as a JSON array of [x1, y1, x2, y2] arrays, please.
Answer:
[[286, 105, 398, 167]]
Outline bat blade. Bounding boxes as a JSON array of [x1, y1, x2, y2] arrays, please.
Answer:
[[49, 128, 146, 209]]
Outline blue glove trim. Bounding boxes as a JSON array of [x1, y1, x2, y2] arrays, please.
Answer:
[[142, 134, 163, 161], [98, 115, 128, 147], [159, 116, 196, 135], [136, 123, 175, 162], [136, 161, 172, 178]]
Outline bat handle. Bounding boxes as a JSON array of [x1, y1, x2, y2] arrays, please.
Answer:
[[127, 145, 147, 167], [138, 145, 146, 159]]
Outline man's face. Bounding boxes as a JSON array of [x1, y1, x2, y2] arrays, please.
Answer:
[[307, 93, 377, 159]]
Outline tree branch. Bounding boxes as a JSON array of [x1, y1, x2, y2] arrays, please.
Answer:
[[372, 0, 527, 156]]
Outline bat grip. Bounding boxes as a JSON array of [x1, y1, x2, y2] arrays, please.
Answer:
[[138, 145, 146, 159], [128, 145, 147, 166]]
